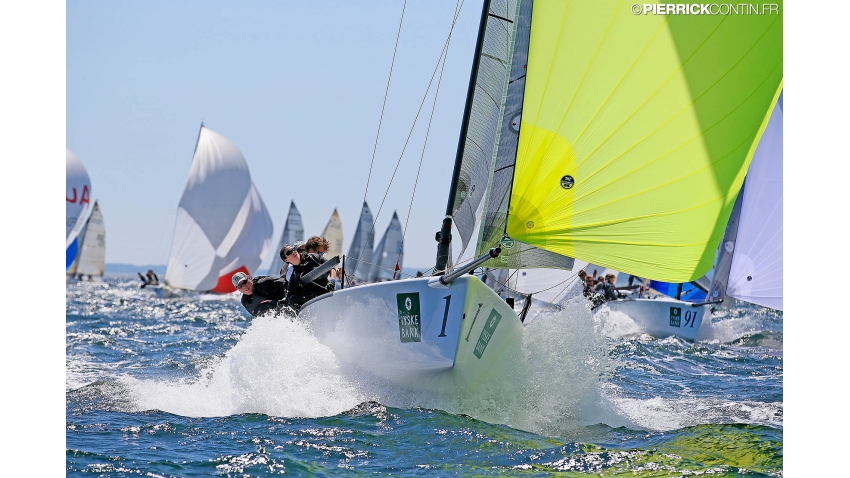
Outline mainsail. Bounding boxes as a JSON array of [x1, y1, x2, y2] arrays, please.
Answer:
[[67, 201, 106, 277], [320, 208, 344, 260], [66, 148, 92, 269], [368, 212, 404, 282], [506, 1, 783, 282], [345, 202, 374, 282], [268, 201, 304, 277], [710, 94, 783, 310], [164, 126, 274, 293]]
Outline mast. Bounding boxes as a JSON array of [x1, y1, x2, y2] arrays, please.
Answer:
[[435, 0, 493, 273]]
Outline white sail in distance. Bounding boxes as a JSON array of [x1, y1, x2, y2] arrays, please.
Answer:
[[345, 202, 374, 282], [268, 201, 304, 277], [320, 209, 343, 261], [68, 201, 106, 277], [165, 126, 274, 293], [368, 212, 404, 282]]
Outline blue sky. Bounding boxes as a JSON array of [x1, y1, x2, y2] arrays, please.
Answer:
[[67, 0, 483, 269]]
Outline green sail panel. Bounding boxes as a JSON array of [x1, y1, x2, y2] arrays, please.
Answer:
[[507, 0, 782, 282]]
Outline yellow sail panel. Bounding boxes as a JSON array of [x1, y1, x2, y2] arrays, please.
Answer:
[[507, 0, 782, 282]]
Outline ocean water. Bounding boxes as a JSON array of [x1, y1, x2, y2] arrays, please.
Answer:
[[66, 275, 782, 476]]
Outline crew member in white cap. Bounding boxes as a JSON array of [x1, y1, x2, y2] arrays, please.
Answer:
[[232, 271, 287, 317]]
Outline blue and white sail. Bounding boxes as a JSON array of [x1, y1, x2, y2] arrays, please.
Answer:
[[67, 201, 106, 277], [66, 148, 92, 270]]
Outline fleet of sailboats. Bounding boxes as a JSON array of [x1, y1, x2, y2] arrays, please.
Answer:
[[298, 0, 782, 389], [157, 125, 274, 296], [68, 2, 783, 367]]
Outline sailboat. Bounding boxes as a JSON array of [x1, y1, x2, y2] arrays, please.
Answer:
[[344, 202, 374, 285], [268, 201, 304, 277], [602, 93, 783, 339], [299, 0, 782, 389], [66, 148, 92, 271], [156, 125, 274, 297], [367, 211, 404, 282], [320, 209, 343, 261], [67, 201, 107, 280]]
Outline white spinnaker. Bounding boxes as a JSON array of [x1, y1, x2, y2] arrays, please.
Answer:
[[321, 209, 343, 261], [75, 201, 107, 276], [727, 97, 783, 310], [268, 201, 304, 277], [165, 127, 274, 292], [368, 212, 404, 282], [66, 148, 92, 248]]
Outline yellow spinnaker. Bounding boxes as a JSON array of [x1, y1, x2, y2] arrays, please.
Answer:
[[507, 0, 782, 282]]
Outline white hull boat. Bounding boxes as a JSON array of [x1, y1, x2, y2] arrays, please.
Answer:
[[301, 274, 522, 390], [601, 297, 710, 341]]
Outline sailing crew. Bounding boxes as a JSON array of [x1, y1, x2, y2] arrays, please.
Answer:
[[138, 269, 159, 288], [281, 240, 307, 281], [232, 271, 288, 317], [305, 235, 341, 288], [280, 244, 335, 310], [602, 274, 619, 302], [583, 276, 605, 308]]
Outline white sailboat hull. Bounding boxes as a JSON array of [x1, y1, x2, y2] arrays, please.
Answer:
[[601, 297, 710, 341], [300, 275, 522, 391]]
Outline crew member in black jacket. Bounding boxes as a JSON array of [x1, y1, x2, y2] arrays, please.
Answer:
[[232, 271, 287, 317], [280, 244, 334, 310]]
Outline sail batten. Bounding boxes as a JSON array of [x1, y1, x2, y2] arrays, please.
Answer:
[[506, 0, 782, 282]]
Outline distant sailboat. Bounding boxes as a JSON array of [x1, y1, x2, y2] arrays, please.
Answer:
[[159, 125, 274, 296], [66, 148, 92, 270], [344, 202, 374, 284], [268, 201, 304, 277], [67, 201, 106, 279], [367, 211, 404, 282], [320, 209, 343, 261]]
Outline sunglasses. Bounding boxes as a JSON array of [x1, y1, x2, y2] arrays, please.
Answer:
[[286, 249, 298, 257]]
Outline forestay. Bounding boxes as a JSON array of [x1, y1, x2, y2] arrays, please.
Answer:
[[506, 1, 783, 282], [165, 126, 274, 293], [268, 201, 304, 277]]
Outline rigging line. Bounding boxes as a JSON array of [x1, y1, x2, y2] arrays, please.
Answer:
[[399, 0, 464, 268], [355, 0, 467, 272], [361, 0, 407, 206]]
